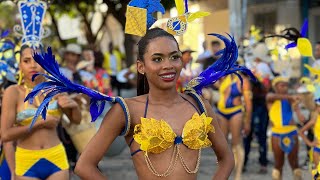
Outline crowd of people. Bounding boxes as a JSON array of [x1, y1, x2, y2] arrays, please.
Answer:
[[0, 31, 319, 180], [0, 1, 319, 180]]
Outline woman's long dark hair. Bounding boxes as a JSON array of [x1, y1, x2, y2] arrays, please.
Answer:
[[136, 28, 179, 96]]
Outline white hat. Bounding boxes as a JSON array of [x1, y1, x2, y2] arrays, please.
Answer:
[[65, 43, 82, 55], [252, 43, 271, 62]]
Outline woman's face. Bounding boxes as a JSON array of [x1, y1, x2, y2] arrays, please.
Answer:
[[138, 37, 182, 91], [275, 82, 289, 94], [19, 48, 45, 81]]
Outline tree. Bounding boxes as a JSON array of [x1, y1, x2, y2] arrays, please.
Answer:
[[103, 0, 175, 66], [49, 0, 108, 49]]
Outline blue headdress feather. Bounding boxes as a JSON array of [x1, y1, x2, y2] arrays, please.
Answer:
[[25, 47, 115, 127], [186, 33, 256, 94]]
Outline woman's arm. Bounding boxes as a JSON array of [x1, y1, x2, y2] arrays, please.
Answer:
[[74, 103, 126, 180], [203, 99, 234, 180], [0, 86, 45, 142], [293, 103, 306, 124], [57, 94, 81, 124], [298, 112, 317, 147], [242, 78, 252, 136], [3, 141, 15, 177], [266, 93, 300, 102]]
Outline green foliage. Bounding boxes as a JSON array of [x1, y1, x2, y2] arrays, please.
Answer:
[[0, 2, 17, 32]]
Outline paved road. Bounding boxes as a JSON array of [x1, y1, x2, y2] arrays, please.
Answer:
[[71, 137, 313, 180], [71, 89, 313, 179]]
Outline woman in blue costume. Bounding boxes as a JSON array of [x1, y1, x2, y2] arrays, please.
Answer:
[[0, 45, 81, 180], [266, 76, 302, 180], [215, 73, 252, 180]]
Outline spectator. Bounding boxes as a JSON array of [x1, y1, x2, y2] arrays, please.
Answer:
[[312, 42, 320, 69]]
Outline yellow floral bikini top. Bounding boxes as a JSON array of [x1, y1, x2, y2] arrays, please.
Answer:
[[130, 93, 215, 177]]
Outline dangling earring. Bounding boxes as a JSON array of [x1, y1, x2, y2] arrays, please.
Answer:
[[18, 70, 23, 85]]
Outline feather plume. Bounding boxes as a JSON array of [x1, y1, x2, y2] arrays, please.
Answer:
[[186, 33, 256, 94], [25, 47, 115, 127]]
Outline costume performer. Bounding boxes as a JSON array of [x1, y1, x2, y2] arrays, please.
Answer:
[[0, 29, 19, 180], [1, 1, 80, 179], [297, 65, 320, 180], [23, 0, 256, 179], [266, 77, 302, 180], [216, 73, 252, 180]]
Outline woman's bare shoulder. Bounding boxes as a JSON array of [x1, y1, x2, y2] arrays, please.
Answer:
[[124, 95, 148, 106], [3, 84, 20, 97], [124, 95, 148, 118]]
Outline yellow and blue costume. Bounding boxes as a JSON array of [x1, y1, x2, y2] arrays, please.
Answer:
[[129, 92, 214, 177], [314, 114, 320, 153], [217, 76, 243, 120], [269, 99, 297, 153], [15, 90, 69, 179], [0, 148, 11, 180]]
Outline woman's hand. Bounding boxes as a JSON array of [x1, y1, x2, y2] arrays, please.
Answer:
[[57, 95, 78, 109], [35, 115, 60, 129], [243, 122, 251, 137], [308, 140, 320, 148]]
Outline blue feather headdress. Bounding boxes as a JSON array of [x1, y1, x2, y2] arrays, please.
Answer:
[[24, 48, 117, 126], [186, 33, 256, 94]]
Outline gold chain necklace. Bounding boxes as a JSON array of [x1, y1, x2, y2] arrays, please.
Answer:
[[144, 144, 202, 177]]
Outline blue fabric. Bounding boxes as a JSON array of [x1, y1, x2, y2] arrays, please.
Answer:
[[0, 158, 11, 180], [314, 147, 320, 153], [226, 83, 241, 108], [23, 158, 61, 180], [272, 130, 297, 154], [216, 109, 242, 120], [281, 100, 293, 126]]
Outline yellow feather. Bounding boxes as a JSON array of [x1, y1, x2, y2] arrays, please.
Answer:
[[297, 38, 314, 57], [187, 11, 211, 22], [304, 64, 320, 75], [175, 0, 185, 15]]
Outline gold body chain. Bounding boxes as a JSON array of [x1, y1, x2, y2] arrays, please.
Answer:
[[144, 144, 201, 177]]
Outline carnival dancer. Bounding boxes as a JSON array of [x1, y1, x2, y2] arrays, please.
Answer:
[[216, 73, 252, 180], [266, 76, 302, 180], [23, 0, 256, 179], [1, 45, 81, 180], [297, 100, 320, 179], [22, 30, 256, 179], [0, 30, 19, 180]]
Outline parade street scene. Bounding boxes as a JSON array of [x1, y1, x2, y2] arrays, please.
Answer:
[[0, 0, 320, 180]]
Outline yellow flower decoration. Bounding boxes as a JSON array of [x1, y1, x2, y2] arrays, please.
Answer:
[[182, 113, 215, 149], [133, 118, 176, 154], [282, 136, 291, 146]]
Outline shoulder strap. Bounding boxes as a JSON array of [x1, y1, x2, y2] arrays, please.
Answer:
[[184, 90, 208, 116], [114, 97, 131, 136]]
